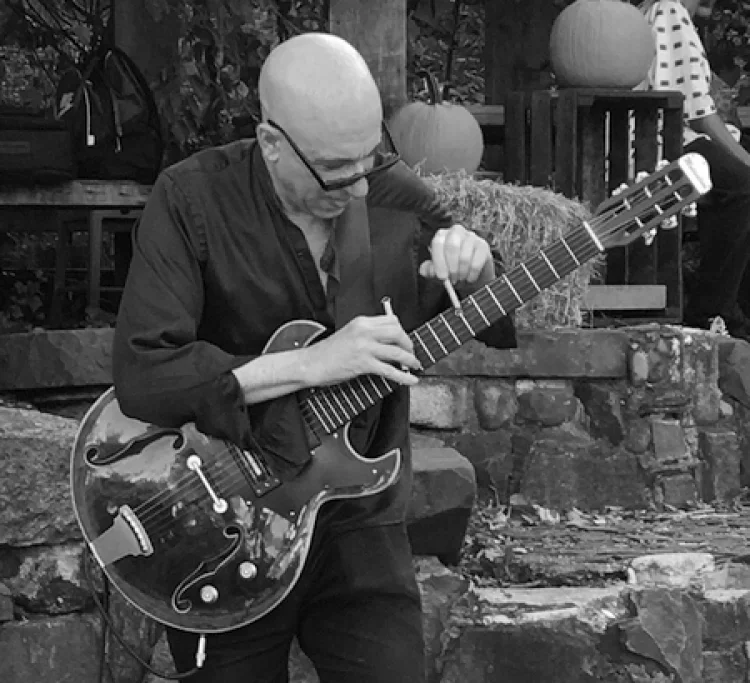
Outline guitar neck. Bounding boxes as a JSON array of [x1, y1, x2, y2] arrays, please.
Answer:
[[301, 221, 602, 436]]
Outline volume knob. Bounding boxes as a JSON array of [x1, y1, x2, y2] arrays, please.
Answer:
[[238, 561, 257, 580], [200, 585, 219, 604]]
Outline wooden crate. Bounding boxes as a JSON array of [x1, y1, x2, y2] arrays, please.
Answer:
[[503, 88, 685, 321]]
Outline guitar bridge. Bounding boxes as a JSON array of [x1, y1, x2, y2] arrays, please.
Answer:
[[231, 444, 281, 498]]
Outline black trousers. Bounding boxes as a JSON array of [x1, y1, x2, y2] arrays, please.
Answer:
[[166, 522, 425, 683], [685, 135, 750, 320]]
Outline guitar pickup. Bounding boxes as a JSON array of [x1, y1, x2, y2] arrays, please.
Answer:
[[233, 445, 282, 498]]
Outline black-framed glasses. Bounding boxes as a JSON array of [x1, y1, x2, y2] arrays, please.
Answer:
[[267, 119, 401, 192]]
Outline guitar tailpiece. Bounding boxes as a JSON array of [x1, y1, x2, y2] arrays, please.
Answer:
[[196, 634, 207, 668]]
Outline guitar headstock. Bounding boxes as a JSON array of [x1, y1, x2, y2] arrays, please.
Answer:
[[591, 153, 712, 250]]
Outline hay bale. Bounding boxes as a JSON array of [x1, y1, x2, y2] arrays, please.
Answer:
[[424, 172, 602, 329]]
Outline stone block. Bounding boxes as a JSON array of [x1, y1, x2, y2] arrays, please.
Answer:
[[427, 329, 629, 379], [0, 543, 90, 614], [718, 336, 750, 408], [660, 473, 698, 509], [0, 407, 80, 546], [410, 379, 469, 429], [445, 430, 513, 492], [0, 328, 113, 390], [515, 380, 577, 427], [699, 589, 750, 650], [475, 380, 517, 430], [629, 553, 715, 589], [407, 447, 476, 564], [415, 557, 469, 683], [0, 582, 13, 622], [514, 430, 647, 510], [621, 588, 703, 683], [574, 381, 626, 444], [439, 585, 629, 683], [698, 428, 742, 502], [0, 614, 102, 683]]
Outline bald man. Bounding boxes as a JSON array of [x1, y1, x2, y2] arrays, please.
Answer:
[[113, 32, 515, 682]]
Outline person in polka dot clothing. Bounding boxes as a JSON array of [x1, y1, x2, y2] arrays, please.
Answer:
[[640, 0, 750, 340]]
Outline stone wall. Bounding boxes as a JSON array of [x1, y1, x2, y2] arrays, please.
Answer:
[[3, 325, 750, 682], [414, 324, 750, 512]]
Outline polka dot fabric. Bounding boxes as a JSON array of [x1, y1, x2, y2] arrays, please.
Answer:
[[642, 0, 716, 144]]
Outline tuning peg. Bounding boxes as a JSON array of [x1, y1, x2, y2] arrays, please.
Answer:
[[643, 227, 658, 246], [661, 215, 679, 231], [682, 202, 697, 218], [656, 159, 670, 171], [635, 171, 649, 183], [611, 182, 629, 197]]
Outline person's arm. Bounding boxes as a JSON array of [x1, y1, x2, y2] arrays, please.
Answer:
[[691, 112, 750, 166]]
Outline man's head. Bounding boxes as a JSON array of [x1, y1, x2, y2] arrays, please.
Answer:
[[256, 33, 387, 220]]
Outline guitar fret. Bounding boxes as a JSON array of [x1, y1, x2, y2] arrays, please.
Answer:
[[413, 329, 436, 364], [487, 288, 506, 315], [503, 274, 524, 304], [328, 390, 351, 423], [347, 385, 367, 411], [540, 250, 560, 279], [366, 375, 385, 399], [521, 263, 541, 293], [440, 314, 461, 346], [580, 220, 604, 252], [318, 391, 344, 427], [308, 393, 335, 432], [357, 377, 375, 404], [458, 309, 476, 335], [469, 296, 489, 326], [426, 322, 448, 355], [561, 237, 581, 266], [338, 388, 358, 415]]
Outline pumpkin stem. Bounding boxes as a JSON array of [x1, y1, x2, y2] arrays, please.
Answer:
[[416, 70, 443, 105]]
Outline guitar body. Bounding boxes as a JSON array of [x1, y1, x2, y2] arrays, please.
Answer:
[[71, 320, 401, 633]]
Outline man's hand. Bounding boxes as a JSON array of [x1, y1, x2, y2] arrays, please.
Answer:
[[419, 224, 495, 289], [301, 314, 420, 387]]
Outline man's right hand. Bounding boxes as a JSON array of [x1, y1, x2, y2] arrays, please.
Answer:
[[301, 314, 421, 387]]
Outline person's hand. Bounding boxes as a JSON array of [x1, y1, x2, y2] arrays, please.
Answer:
[[419, 224, 495, 287], [302, 314, 420, 387]]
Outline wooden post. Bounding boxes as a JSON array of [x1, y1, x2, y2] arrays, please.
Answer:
[[484, 0, 560, 103], [329, 0, 407, 119]]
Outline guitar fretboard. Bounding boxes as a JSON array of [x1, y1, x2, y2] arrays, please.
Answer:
[[300, 222, 601, 436]]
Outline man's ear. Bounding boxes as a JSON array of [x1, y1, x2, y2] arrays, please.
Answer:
[[256, 123, 282, 162]]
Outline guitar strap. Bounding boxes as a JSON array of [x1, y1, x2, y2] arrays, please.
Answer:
[[333, 197, 380, 328]]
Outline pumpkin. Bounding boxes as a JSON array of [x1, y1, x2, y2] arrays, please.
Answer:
[[549, 0, 656, 89], [387, 71, 484, 174]]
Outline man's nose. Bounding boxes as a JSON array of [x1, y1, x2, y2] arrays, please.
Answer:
[[346, 176, 369, 199]]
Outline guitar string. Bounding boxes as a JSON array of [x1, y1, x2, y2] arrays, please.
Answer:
[[130, 179, 687, 538], [127, 179, 689, 537], [294, 178, 687, 431], [130, 179, 684, 536]]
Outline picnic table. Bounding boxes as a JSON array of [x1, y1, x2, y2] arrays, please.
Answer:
[[0, 180, 151, 324]]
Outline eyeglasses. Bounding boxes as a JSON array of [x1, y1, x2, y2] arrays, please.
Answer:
[[267, 119, 401, 192]]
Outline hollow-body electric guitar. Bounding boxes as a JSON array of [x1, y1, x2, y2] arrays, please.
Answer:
[[71, 153, 711, 633]]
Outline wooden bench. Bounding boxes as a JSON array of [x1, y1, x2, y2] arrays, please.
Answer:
[[502, 88, 685, 322]]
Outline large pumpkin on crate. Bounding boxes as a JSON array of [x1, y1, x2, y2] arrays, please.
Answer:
[[387, 71, 484, 174], [549, 0, 656, 88]]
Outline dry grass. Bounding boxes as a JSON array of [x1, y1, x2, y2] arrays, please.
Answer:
[[424, 171, 602, 329]]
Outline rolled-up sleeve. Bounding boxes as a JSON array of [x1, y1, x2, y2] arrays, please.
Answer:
[[112, 172, 257, 447]]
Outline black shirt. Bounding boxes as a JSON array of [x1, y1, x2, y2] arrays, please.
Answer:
[[112, 139, 515, 531]]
